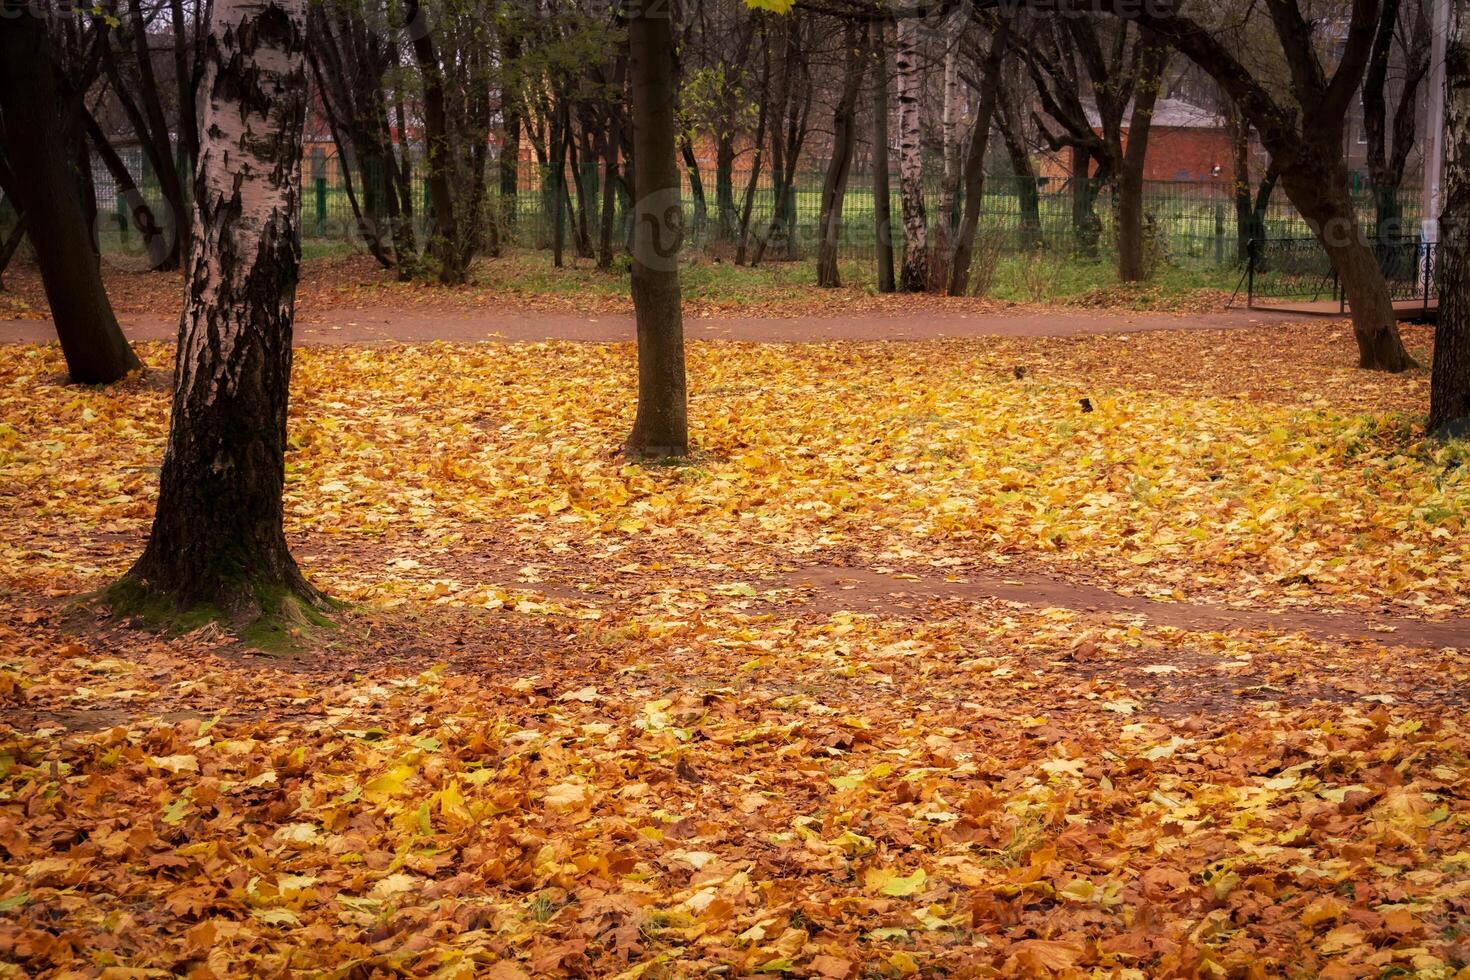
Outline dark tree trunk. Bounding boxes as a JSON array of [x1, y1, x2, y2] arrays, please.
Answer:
[[82, 108, 173, 270], [123, 0, 324, 628], [1116, 34, 1168, 282], [572, 121, 595, 259], [735, 48, 772, 267], [994, 93, 1042, 252], [1229, 105, 1252, 262], [1047, 0, 1412, 370], [500, 35, 522, 238], [120, 0, 190, 265], [715, 134, 737, 244], [1280, 161, 1416, 372], [0, 4, 141, 385], [1249, 163, 1279, 245], [1071, 146, 1102, 259], [1431, 1, 1470, 435], [1363, 0, 1429, 245], [872, 26, 895, 293], [404, 0, 463, 284], [946, 18, 1010, 295], [168, 0, 201, 165], [552, 105, 568, 269], [0, 212, 27, 289], [625, 3, 688, 459], [817, 22, 867, 288], [681, 135, 708, 243], [599, 52, 628, 270]]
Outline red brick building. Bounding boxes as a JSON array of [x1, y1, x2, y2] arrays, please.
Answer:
[[1038, 97, 1237, 186]]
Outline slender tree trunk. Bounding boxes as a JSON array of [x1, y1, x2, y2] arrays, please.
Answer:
[[572, 122, 595, 259], [0, 4, 141, 385], [1117, 35, 1168, 282], [895, 15, 928, 291], [123, 0, 190, 265], [995, 94, 1041, 251], [715, 134, 736, 244], [735, 52, 772, 267], [681, 135, 708, 244], [1431, 0, 1470, 435], [1230, 107, 1252, 262], [500, 36, 521, 239], [1249, 163, 1279, 245], [817, 22, 867, 288], [82, 109, 172, 270], [947, 19, 1009, 295], [404, 0, 463, 284], [552, 106, 567, 268], [599, 52, 628, 270], [872, 26, 895, 293], [122, 0, 324, 627], [625, 4, 687, 459]]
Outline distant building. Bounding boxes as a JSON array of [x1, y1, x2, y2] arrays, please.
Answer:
[[1037, 97, 1236, 187]]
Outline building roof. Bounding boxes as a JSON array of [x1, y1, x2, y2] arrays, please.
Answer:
[[1084, 97, 1224, 131]]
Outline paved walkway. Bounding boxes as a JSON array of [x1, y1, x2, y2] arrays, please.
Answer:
[[0, 306, 1301, 346]]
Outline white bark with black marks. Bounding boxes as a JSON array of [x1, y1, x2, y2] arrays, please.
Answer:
[[895, 14, 929, 292], [125, 0, 322, 622]]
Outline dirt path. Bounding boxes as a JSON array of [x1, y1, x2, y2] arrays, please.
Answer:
[[0, 306, 1298, 345], [782, 565, 1470, 650]]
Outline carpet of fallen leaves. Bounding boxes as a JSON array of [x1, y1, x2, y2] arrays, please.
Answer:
[[3, 324, 1469, 977]]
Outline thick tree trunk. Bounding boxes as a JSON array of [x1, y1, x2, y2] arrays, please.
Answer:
[[625, 5, 688, 459], [1431, 1, 1470, 435], [894, 15, 928, 291], [946, 19, 1009, 296], [0, 4, 141, 385], [123, 0, 322, 627], [817, 23, 867, 288], [1116, 35, 1168, 282], [872, 27, 896, 293], [1279, 162, 1416, 372]]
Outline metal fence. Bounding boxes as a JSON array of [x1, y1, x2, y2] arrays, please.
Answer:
[[1246, 237, 1440, 312], [75, 145, 1425, 272]]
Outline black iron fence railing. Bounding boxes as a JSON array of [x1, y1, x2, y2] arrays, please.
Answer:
[[1246, 237, 1439, 313]]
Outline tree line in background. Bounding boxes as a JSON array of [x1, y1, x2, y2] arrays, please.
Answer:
[[0, 0, 1468, 632]]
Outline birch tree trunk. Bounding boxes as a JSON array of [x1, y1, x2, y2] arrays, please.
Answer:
[[625, 3, 688, 458], [895, 15, 929, 292], [121, 0, 326, 630], [0, 3, 142, 385], [1431, 0, 1470, 435]]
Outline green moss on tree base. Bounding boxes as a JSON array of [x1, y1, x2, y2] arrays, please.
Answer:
[[98, 575, 338, 655]]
